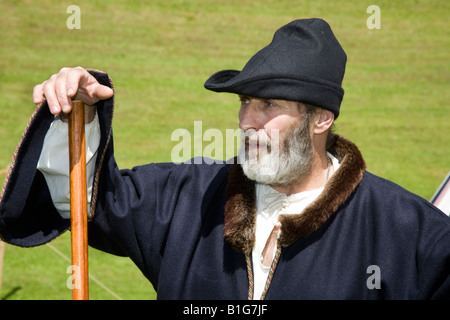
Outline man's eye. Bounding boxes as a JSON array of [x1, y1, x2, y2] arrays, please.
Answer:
[[240, 97, 250, 105], [265, 100, 276, 108]]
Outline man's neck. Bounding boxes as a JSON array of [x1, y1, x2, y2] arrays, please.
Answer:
[[270, 152, 332, 196]]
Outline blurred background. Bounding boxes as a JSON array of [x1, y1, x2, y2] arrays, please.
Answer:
[[0, 0, 448, 299]]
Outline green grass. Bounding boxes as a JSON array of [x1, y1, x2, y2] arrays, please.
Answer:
[[1, 233, 155, 300], [0, 0, 449, 299]]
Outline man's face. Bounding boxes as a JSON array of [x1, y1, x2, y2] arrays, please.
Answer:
[[237, 96, 314, 186]]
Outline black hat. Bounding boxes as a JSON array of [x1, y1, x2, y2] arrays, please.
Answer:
[[204, 18, 347, 118]]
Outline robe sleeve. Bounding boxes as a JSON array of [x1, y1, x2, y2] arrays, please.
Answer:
[[0, 70, 114, 248], [0, 69, 230, 287]]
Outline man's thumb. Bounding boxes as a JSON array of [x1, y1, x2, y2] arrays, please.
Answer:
[[94, 84, 114, 100]]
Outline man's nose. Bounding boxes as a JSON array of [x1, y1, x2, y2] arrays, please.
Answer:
[[239, 102, 263, 131]]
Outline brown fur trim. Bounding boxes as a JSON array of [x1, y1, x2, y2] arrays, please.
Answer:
[[278, 135, 366, 246], [224, 135, 366, 253], [224, 164, 257, 253]]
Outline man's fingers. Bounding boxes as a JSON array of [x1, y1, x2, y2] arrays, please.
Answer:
[[33, 83, 45, 105], [42, 76, 62, 115], [66, 67, 85, 99], [33, 67, 114, 116], [70, 67, 113, 105], [55, 71, 73, 113]]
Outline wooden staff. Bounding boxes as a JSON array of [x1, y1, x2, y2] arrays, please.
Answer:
[[68, 100, 89, 300]]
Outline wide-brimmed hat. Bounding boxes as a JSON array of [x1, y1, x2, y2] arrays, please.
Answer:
[[204, 18, 347, 118]]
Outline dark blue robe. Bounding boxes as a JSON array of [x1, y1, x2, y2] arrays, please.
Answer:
[[1, 71, 449, 299]]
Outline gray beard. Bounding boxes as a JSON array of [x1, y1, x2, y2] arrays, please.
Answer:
[[238, 117, 313, 187]]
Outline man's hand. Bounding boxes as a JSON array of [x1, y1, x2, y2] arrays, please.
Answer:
[[33, 67, 114, 116]]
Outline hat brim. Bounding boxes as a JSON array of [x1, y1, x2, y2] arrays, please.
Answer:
[[204, 69, 343, 118]]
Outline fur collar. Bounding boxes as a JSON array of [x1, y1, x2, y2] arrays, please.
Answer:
[[224, 134, 366, 254]]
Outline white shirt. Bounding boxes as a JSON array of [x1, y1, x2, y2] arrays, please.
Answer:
[[252, 153, 340, 299], [37, 113, 101, 218]]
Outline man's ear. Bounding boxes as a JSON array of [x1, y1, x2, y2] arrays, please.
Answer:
[[313, 109, 334, 135]]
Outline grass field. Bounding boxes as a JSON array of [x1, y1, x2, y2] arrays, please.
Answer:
[[0, 0, 449, 299]]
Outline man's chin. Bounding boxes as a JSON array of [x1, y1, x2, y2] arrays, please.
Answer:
[[239, 162, 280, 185]]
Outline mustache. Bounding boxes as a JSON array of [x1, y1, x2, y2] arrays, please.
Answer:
[[243, 130, 268, 143], [241, 129, 280, 152]]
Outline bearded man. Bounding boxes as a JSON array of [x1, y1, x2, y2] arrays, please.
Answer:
[[1, 19, 449, 300]]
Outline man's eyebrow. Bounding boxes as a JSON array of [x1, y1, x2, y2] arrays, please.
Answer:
[[238, 95, 252, 101]]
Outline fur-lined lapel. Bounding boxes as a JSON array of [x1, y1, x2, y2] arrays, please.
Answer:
[[224, 135, 366, 253]]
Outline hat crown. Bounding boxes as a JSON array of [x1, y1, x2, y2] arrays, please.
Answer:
[[204, 18, 347, 118], [242, 18, 347, 87]]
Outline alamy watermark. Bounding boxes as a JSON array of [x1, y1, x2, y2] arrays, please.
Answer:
[[170, 121, 280, 167], [66, 5, 81, 30], [171, 121, 241, 164], [66, 265, 81, 290], [366, 265, 381, 289], [366, 5, 381, 30], [65, 5, 381, 35]]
